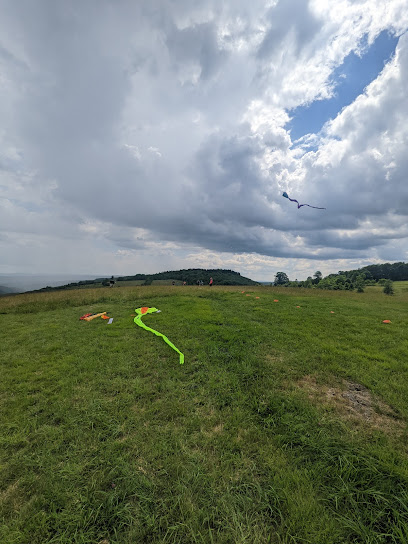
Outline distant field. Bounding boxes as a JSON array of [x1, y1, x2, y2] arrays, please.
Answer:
[[365, 280, 408, 293], [151, 279, 183, 285], [391, 280, 408, 292], [1, 285, 408, 543], [116, 280, 146, 287]]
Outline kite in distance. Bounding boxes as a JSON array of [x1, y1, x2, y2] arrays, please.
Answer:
[[282, 192, 325, 210]]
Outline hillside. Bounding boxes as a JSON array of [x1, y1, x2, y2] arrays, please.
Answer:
[[1, 285, 408, 543], [117, 268, 258, 286], [33, 268, 259, 292]]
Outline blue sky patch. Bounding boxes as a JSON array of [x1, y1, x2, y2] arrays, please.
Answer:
[[288, 30, 399, 143]]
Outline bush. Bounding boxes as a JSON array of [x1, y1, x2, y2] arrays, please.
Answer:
[[383, 280, 394, 295]]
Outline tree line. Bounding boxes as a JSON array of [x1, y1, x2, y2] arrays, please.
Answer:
[[273, 262, 404, 294]]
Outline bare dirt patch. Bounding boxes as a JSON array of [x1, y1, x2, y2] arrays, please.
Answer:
[[297, 375, 404, 434]]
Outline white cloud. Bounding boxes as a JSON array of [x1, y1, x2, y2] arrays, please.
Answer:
[[0, 0, 407, 280]]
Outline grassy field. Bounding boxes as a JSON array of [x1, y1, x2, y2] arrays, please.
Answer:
[[1, 284, 408, 543]]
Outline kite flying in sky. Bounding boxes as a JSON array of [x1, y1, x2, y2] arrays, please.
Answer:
[[282, 192, 325, 210]]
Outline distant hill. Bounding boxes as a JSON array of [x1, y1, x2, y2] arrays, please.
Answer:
[[0, 285, 17, 295], [31, 269, 259, 293], [0, 274, 101, 293], [117, 269, 258, 286], [333, 262, 408, 282], [358, 262, 408, 281]]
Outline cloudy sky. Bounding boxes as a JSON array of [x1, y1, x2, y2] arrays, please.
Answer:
[[1, 0, 408, 282]]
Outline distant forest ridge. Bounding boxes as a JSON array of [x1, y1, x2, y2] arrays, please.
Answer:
[[336, 262, 408, 282], [116, 268, 258, 285], [33, 269, 259, 292]]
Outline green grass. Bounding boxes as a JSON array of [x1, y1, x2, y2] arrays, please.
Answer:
[[1, 285, 408, 543]]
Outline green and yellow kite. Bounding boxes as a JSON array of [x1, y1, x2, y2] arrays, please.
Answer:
[[134, 307, 184, 364]]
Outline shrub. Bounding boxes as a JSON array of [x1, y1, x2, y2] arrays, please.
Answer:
[[383, 280, 394, 295]]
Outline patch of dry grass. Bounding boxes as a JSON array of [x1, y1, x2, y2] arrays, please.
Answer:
[[297, 374, 405, 435]]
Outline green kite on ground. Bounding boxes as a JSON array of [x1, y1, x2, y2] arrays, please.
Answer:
[[134, 307, 184, 364]]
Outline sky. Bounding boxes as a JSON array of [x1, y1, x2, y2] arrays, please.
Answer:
[[1, 1, 408, 282]]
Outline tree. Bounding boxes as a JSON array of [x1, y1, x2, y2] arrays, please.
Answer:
[[345, 278, 353, 290], [274, 272, 289, 285], [313, 271, 322, 283], [383, 280, 394, 295], [355, 274, 365, 293], [335, 275, 346, 289]]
